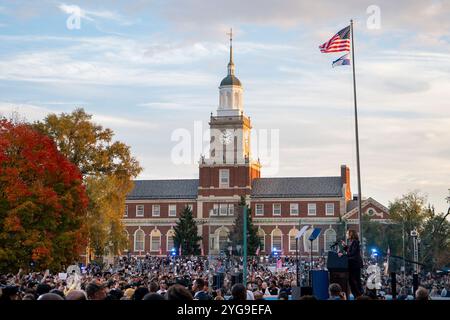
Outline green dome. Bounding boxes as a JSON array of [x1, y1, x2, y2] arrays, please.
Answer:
[[220, 74, 241, 87]]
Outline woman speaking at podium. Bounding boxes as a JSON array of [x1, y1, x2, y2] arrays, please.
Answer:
[[339, 230, 363, 297]]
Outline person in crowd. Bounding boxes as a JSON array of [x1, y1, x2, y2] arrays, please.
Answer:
[[192, 278, 211, 300], [230, 283, 246, 300], [328, 283, 344, 300], [214, 288, 224, 300], [143, 292, 165, 300], [65, 290, 87, 300], [123, 288, 135, 300], [133, 286, 149, 300], [156, 281, 168, 296], [268, 280, 279, 295], [85, 282, 107, 300], [0, 285, 19, 300], [415, 286, 429, 301], [37, 293, 64, 300], [149, 281, 159, 293], [1, 254, 448, 301], [166, 284, 193, 300]]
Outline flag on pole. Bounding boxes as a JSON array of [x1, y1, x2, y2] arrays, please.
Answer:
[[159, 247, 162, 255], [332, 53, 351, 67], [178, 246, 181, 256], [319, 25, 351, 53], [255, 245, 260, 256], [201, 245, 204, 256]]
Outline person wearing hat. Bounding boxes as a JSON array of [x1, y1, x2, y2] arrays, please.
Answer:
[[85, 282, 107, 300]]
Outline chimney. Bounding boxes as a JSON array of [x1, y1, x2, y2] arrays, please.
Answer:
[[341, 164, 350, 185]]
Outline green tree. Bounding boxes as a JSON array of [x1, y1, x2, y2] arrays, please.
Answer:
[[362, 191, 450, 272], [34, 109, 142, 260], [173, 206, 202, 255], [229, 196, 261, 256], [419, 209, 450, 271]]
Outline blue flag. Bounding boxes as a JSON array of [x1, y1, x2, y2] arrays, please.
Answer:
[[332, 53, 351, 67]]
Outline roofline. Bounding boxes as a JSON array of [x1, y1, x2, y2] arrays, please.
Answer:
[[253, 176, 341, 180]]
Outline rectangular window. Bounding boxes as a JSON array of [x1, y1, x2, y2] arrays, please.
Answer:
[[228, 204, 234, 216], [259, 236, 265, 252], [272, 236, 282, 251], [255, 204, 264, 216], [308, 203, 317, 216], [219, 169, 230, 187], [273, 203, 281, 216], [151, 236, 160, 251], [136, 205, 144, 217], [210, 236, 215, 250], [219, 204, 228, 216], [167, 236, 174, 251], [124, 205, 128, 217], [289, 236, 297, 251], [211, 204, 219, 216], [290, 203, 299, 216], [326, 203, 335, 216], [169, 204, 177, 217], [152, 205, 160, 217]]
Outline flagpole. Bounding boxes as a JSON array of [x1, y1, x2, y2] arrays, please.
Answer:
[[350, 19, 364, 258]]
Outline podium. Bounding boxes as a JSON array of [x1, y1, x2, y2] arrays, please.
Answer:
[[327, 251, 349, 296]]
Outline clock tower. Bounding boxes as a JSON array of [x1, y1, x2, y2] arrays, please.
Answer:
[[199, 29, 261, 199]]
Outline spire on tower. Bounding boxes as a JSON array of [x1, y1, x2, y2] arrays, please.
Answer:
[[226, 28, 235, 76]]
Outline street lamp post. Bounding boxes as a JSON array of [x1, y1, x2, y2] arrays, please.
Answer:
[[402, 219, 406, 284], [243, 205, 248, 287]]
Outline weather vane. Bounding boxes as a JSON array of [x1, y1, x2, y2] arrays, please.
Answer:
[[227, 28, 233, 44]]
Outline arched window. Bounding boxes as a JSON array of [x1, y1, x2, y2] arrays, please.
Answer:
[[150, 229, 161, 252], [134, 228, 145, 252], [258, 228, 266, 252], [271, 228, 282, 252], [166, 229, 175, 252], [324, 228, 337, 252], [288, 228, 299, 252], [226, 92, 232, 108], [304, 228, 319, 252]]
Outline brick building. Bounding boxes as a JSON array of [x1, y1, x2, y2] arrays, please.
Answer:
[[122, 36, 389, 258]]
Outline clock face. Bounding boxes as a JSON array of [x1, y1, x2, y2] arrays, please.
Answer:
[[220, 129, 233, 145]]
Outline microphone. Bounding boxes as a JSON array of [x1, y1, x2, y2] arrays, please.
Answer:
[[329, 241, 339, 249]]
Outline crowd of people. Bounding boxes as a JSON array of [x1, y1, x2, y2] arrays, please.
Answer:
[[0, 254, 448, 301]]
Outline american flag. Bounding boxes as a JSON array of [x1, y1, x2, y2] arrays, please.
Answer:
[[255, 245, 260, 256], [319, 25, 351, 53]]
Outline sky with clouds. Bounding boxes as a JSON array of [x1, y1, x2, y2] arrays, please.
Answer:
[[0, 0, 449, 213]]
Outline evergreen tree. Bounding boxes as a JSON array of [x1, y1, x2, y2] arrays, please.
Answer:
[[173, 206, 202, 255], [230, 196, 261, 256]]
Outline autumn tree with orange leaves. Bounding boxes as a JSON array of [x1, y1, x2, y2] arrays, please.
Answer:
[[0, 119, 88, 272]]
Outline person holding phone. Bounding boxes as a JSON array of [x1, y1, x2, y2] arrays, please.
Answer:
[[339, 229, 363, 298]]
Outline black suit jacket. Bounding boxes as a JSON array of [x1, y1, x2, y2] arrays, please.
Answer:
[[344, 240, 363, 270]]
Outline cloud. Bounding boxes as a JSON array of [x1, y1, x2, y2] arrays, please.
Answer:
[[0, 101, 158, 130]]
